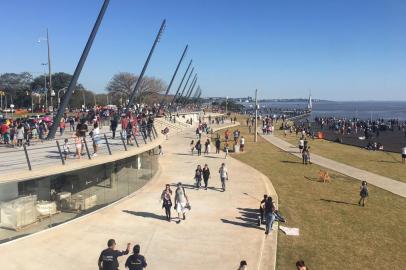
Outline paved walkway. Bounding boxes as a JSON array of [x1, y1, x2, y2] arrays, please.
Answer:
[[262, 134, 406, 198], [0, 124, 277, 270]]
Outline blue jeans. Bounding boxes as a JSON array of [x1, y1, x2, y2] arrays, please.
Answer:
[[265, 212, 276, 233]]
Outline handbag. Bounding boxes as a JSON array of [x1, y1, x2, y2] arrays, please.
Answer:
[[186, 203, 191, 210]]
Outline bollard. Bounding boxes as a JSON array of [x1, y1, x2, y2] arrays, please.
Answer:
[[56, 140, 66, 165], [142, 132, 147, 144], [120, 132, 128, 151], [83, 137, 92, 159], [104, 134, 112, 155], [132, 134, 139, 147], [23, 144, 32, 171]]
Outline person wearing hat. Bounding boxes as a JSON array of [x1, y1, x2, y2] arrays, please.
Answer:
[[125, 244, 147, 270], [98, 239, 130, 270]]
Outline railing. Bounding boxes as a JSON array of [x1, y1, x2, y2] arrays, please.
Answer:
[[0, 124, 159, 172]]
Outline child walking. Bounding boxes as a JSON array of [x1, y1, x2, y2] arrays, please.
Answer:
[[358, 181, 368, 207], [63, 138, 70, 160]]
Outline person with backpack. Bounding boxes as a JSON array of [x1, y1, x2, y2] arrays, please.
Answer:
[[358, 180, 369, 207], [219, 163, 228, 192], [125, 244, 147, 270], [174, 182, 190, 223], [98, 239, 130, 270]]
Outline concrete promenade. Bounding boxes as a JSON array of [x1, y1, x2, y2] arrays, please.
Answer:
[[262, 134, 406, 198], [0, 122, 277, 270]]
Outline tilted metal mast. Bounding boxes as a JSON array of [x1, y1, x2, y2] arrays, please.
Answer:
[[176, 67, 194, 103], [161, 45, 188, 106], [47, 0, 110, 139], [170, 59, 192, 105], [183, 74, 197, 103], [126, 19, 166, 111], [183, 76, 197, 105]]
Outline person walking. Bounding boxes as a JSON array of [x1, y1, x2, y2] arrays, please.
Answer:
[[204, 139, 210, 155], [299, 137, 304, 153], [59, 117, 66, 137], [161, 184, 172, 222], [358, 180, 368, 207], [16, 124, 24, 147], [98, 239, 130, 270], [240, 136, 245, 152], [74, 131, 82, 159], [125, 244, 147, 270], [110, 116, 118, 139], [215, 137, 221, 154], [68, 116, 75, 132], [402, 145, 406, 164], [194, 165, 203, 189], [202, 164, 210, 190], [224, 142, 229, 159], [92, 122, 100, 157], [62, 138, 70, 160], [219, 163, 228, 192], [195, 140, 202, 156], [264, 196, 275, 235], [190, 140, 195, 155], [174, 182, 189, 223]]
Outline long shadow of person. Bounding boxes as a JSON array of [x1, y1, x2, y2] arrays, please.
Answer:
[[122, 210, 166, 221], [221, 207, 264, 231]]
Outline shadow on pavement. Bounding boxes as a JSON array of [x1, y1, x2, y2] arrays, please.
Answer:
[[122, 210, 166, 220], [221, 207, 264, 231]]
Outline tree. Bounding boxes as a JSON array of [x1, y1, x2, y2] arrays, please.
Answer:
[[0, 72, 33, 108], [106, 72, 166, 105]]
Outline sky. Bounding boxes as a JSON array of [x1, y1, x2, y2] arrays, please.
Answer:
[[0, 0, 405, 101]]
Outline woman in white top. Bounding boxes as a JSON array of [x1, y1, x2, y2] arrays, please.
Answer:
[[92, 122, 100, 156], [174, 182, 189, 223], [16, 124, 24, 147]]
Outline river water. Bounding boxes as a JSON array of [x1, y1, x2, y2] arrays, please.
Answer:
[[243, 101, 406, 120]]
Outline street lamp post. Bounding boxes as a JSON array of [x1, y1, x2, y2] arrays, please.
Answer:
[[255, 89, 258, 143], [38, 29, 53, 111], [225, 96, 228, 115], [57, 87, 67, 107]]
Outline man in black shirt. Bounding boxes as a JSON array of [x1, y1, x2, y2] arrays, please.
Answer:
[[76, 119, 88, 138], [125, 244, 147, 270], [98, 239, 130, 270]]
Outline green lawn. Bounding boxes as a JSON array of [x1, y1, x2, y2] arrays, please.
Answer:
[[215, 116, 406, 270], [272, 127, 406, 183]]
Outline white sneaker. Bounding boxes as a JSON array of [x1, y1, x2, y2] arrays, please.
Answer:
[[93, 153, 97, 157]]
